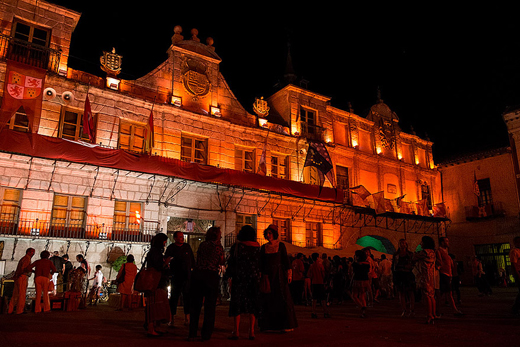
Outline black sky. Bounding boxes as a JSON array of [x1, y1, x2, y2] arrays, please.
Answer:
[[48, 2, 520, 162]]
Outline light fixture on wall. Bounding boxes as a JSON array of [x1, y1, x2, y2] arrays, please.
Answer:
[[258, 118, 268, 127], [171, 95, 182, 107], [210, 106, 221, 117], [106, 77, 120, 90]]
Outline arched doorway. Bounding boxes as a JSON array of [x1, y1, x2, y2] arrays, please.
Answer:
[[356, 235, 396, 254]]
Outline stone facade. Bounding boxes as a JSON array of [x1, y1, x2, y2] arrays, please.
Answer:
[[0, 0, 444, 281]]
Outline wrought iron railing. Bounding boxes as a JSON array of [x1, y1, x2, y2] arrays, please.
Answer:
[[299, 122, 325, 142], [464, 202, 505, 220], [0, 217, 159, 243], [0, 34, 61, 73]]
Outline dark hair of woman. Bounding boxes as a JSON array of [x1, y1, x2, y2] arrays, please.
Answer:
[[263, 225, 279, 240], [206, 226, 221, 241], [126, 254, 135, 263], [76, 254, 84, 261], [421, 236, 435, 250], [237, 225, 256, 242], [150, 233, 168, 248]]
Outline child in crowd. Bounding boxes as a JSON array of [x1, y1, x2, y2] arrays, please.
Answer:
[[88, 265, 105, 306]]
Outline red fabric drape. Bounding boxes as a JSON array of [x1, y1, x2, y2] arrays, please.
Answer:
[[0, 129, 343, 203]]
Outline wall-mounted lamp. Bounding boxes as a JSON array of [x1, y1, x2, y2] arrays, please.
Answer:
[[210, 106, 221, 117], [106, 77, 120, 91], [258, 118, 268, 127], [171, 95, 182, 107]]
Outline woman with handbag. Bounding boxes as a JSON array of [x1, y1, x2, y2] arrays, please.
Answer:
[[143, 233, 171, 337], [116, 254, 137, 311], [258, 224, 298, 332], [227, 225, 261, 340]]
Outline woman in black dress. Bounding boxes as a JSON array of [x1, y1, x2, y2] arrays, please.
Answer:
[[258, 224, 298, 332], [227, 225, 261, 340], [144, 233, 171, 337]]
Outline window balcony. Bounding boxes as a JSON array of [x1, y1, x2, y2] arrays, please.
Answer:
[[0, 216, 159, 243], [299, 122, 325, 142], [0, 34, 61, 73], [465, 202, 505, 221]]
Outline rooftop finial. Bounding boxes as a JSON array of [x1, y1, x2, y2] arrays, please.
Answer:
[[172, 25, 184, 44], [191, 28, 200, 42]]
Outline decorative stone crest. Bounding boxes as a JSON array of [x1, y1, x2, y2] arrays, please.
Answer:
[[100, 48, 122, 77], [181, 58, 210, 100], [253, 97, 270, 118], [379, 118, 396, 149]]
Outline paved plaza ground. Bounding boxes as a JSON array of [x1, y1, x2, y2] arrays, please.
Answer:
[[1, 286, 519, 347]]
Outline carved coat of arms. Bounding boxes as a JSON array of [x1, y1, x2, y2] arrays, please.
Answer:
[[379, 118, 396, 149], [182, 58, 210, 99], [253, 97, 270, 117]]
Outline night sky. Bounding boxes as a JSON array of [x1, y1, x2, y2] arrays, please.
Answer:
[[49, 2, 519, 162]]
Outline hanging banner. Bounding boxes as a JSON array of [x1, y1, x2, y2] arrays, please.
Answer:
[[0, 60, 46, 133]]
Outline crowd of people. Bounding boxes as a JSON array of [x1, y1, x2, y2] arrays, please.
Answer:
[[6, 229, 520, 340]]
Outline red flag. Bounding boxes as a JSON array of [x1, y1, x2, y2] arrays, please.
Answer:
[[0, 60, 46, 133], [83, 94, 94, 142], [350, 185, 371, 200], [433, 202, 447, 218], [416, 199, 429, 216], [145, 110, 154, 152], [473, 171, 480, 197]]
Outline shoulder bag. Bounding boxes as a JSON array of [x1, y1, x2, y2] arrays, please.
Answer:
[[134, 259, 161, 293]]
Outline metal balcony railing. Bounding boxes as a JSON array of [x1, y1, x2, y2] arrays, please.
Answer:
[[299, 122, 325, 142], [465, 202, 505, 220], [0, 34, 61, 73], [0, 217, 159, 244]]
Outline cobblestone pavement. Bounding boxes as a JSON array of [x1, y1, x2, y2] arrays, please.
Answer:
[[1, 287, 519, 347]]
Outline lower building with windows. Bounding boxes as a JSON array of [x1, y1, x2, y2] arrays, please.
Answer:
[[438, 148, 520, 285], [0, 1, 447, 280]]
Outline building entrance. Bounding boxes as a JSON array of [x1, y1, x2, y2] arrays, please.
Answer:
[[166, 217, 214, 257]]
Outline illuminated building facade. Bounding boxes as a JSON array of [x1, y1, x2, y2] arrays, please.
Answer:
[[438, 148, 520, 284], [0, 0, 446, 276]]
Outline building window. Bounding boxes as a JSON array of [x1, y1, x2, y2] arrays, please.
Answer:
[[271, 154, 289, 179], [0, 188, 21, 224], [235, 147, 255, 173], [59, 108, 91, 141], [272, 218, 291, 242], [51, 194, 86, 228], [113, 201, 142, 232], [300, 107, 317, 136], [118, 120, 145, 153], [12, 20, 50, 47], [236, 213, 256, 233], [421, 184, 432, 210], [6, 107, 29, 132], [181, 134, 208, 164], [306, 222, 322, 247], [303, 166, 320, 185], [336, 166, 349, 190], [478, 178, 493, 207]]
